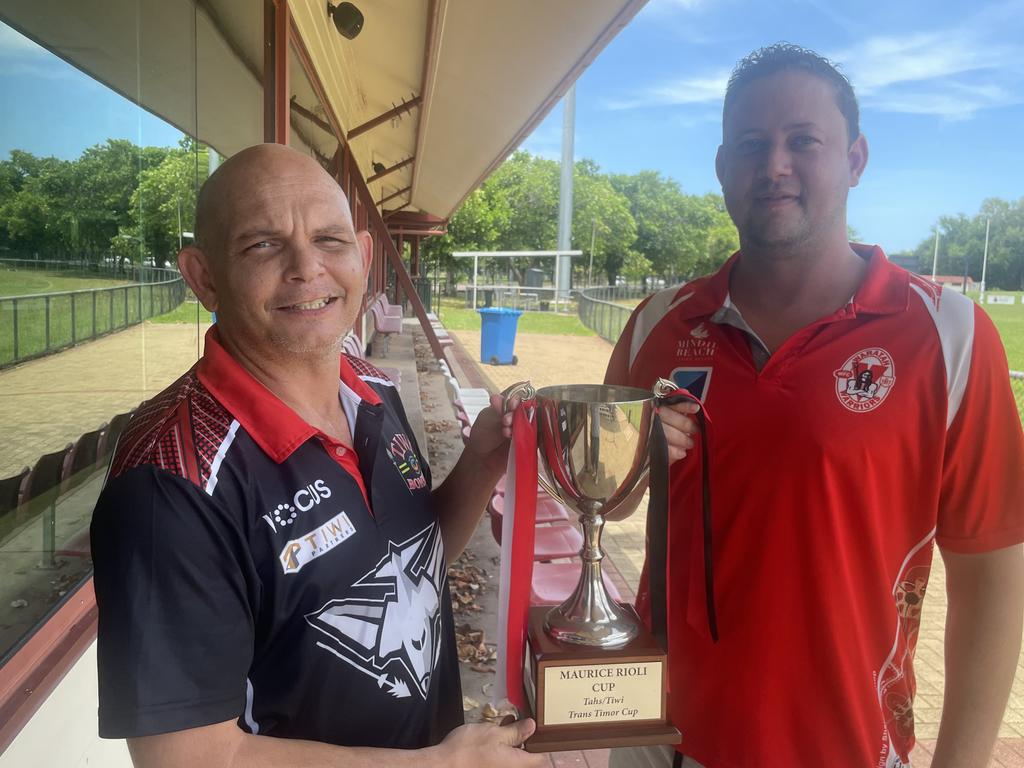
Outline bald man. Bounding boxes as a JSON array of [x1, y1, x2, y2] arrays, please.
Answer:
[[90, 144, 543, 768]]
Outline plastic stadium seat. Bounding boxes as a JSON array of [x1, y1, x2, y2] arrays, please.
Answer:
[[530, 562, 623, 606]]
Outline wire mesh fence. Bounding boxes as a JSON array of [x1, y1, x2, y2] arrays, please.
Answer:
[[576, 285, 657, 344], [0, 263, 185, 368]]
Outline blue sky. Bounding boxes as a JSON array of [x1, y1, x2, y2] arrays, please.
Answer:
[[522, 0, 1024, 252], [2, 1, 1022, 254]]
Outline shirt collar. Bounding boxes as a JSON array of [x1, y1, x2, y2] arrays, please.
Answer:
[[196, 327, 381, 464], [679, 244, 907, 321]]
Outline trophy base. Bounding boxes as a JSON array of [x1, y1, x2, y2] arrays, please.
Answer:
[[522, 605, 681, 753]]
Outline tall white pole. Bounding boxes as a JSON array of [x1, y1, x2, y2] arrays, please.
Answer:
[[588, 219, 596, 287], [931, 228, 940, 280], [556, 85, 576, 311], [980, 217, 991, 303], [473, 255, 479, 309]]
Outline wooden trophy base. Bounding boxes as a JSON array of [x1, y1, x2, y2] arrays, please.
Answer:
[[522, 605, 681, 753]]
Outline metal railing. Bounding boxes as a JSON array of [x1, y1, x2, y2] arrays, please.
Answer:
[[0, 262, 186, 368], [576, 284, 658, 344]]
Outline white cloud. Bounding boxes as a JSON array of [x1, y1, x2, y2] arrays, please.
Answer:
[[0, 22, 47, 57], [645, 0, 712, 13], [603, 72, 728, 110]]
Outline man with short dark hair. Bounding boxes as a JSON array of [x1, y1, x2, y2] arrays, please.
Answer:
[[607, 44, 1024, 767], [91, 144, 545, 768]]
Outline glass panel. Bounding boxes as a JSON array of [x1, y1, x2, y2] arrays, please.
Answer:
[[0, 0, 262, 664]]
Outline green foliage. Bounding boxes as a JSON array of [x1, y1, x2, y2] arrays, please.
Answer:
[[0, 139, 208, 268], [912, 198, 1024, 290], [423, 151, 736, 286]]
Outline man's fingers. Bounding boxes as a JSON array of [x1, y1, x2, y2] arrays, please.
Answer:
[[496, 717, 536, 747]]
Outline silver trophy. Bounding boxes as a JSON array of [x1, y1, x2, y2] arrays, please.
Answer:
[[508, 381, 673, 649]]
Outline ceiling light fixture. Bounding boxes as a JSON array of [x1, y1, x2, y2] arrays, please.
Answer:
[[327, 2, 364, 40]]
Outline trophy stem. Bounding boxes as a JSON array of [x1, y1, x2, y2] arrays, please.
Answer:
[[544, 506, 640, 648]]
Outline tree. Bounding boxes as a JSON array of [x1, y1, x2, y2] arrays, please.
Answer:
[[123, 139, 209, 267]]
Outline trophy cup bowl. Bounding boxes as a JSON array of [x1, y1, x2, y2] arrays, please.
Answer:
[[534, 384, 656, 649]]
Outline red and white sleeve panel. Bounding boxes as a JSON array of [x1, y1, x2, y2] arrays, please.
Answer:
[[909, 282, 1024, 553]]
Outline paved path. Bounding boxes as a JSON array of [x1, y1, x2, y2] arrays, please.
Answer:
[[447, 327, 1024, 767], [0, 322, 208, 477]]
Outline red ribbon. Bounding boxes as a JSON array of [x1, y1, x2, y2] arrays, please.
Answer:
[[503, 399, 538, 710]]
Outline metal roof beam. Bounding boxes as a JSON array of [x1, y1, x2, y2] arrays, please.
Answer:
[[367, 157, 415, 184], [347, 95, 423, 140], [379, 187, 413, 206]]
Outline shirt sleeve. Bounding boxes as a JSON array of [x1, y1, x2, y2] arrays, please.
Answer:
[[90, 465, 259, 738], [936, 306, 1024, 553]]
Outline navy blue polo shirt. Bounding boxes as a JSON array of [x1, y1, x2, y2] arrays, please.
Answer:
[[91, 329, 463, 748]]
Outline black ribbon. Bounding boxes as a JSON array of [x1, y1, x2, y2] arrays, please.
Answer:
[[648, 393, 718, 649]]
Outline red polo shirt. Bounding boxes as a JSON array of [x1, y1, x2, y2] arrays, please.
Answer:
[[606, 246, 1024, 767]]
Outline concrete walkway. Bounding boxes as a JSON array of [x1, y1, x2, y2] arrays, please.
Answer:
[[447, 326, 1024, 767]]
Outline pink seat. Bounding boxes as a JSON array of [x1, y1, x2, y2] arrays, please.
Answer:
[[531, 562, 623, 606], [370, 297, 402, 357], [490, 492, 570, 524], [379, 296, 403, 319]]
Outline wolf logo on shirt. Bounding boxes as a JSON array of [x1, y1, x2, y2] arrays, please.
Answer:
[[305, 522, 445, 700]]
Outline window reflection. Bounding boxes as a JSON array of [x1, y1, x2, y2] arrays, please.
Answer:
[[0, 15, 210, 662]]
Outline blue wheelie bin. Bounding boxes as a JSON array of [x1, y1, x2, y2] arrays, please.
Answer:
[[478, 307, 523, 365]]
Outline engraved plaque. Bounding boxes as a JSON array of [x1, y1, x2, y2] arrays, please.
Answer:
[[542, 661, 663, 726]]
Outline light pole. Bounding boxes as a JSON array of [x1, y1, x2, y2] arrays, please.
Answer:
[[931, 226, 941, 280], [588, 218, 597, 287], [980, 217, 991, 304]]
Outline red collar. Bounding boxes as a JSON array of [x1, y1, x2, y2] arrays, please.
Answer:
[[196, 327, 381, 464], [676, 244, 907, 321]]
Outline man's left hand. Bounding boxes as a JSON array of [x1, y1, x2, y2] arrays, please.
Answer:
[[657, 400, 701, 463], [463, 393, 518, 476]]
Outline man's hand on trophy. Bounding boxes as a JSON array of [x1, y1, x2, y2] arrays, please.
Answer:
[[464, 392, 521, 475], [656, 400, 701, 463], [431, 719, 547, 768]]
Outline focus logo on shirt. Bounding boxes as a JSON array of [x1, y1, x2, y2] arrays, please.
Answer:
[[263, 479, 333, 530], [834, 348, 896, 413], [279, 511, 357, 574]]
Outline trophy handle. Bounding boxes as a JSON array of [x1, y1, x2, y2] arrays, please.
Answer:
[[500, 381, 561, 499]]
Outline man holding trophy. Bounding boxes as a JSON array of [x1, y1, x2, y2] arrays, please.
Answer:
[[602, 44, 1024, 768]]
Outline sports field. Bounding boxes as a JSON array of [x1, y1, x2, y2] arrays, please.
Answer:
[[0, 267, 184, 366], [0, 268, 132, 297]]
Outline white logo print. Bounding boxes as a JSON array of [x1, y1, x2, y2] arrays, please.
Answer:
[[690, 322, 709, 339], [262, 479, 332, 531], [833, 348, 896, 413], [306, 522, 445, 700]]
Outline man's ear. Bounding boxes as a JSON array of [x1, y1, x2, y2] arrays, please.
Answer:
[[715, 145, 726, 187], [848, 134, 869, 188], [178, 246, 218, 311], [357, 230, 373, 290]]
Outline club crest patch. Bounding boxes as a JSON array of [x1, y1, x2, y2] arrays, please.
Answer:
[[387, 432, 427, 491], [833, 348, 895, 413], [669, 366, 713, 402]]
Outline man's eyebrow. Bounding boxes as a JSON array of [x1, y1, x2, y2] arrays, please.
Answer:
[[313, 224, 355, 238], [233, 229, 279, 243]]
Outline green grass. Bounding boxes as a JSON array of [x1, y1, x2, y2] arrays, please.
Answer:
[[0, 269, 186, 365], [0, 268, 131, 297], [150, 301, 213, 325], [434, 297, 595, 336], [970, 291, 1023, 371]]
